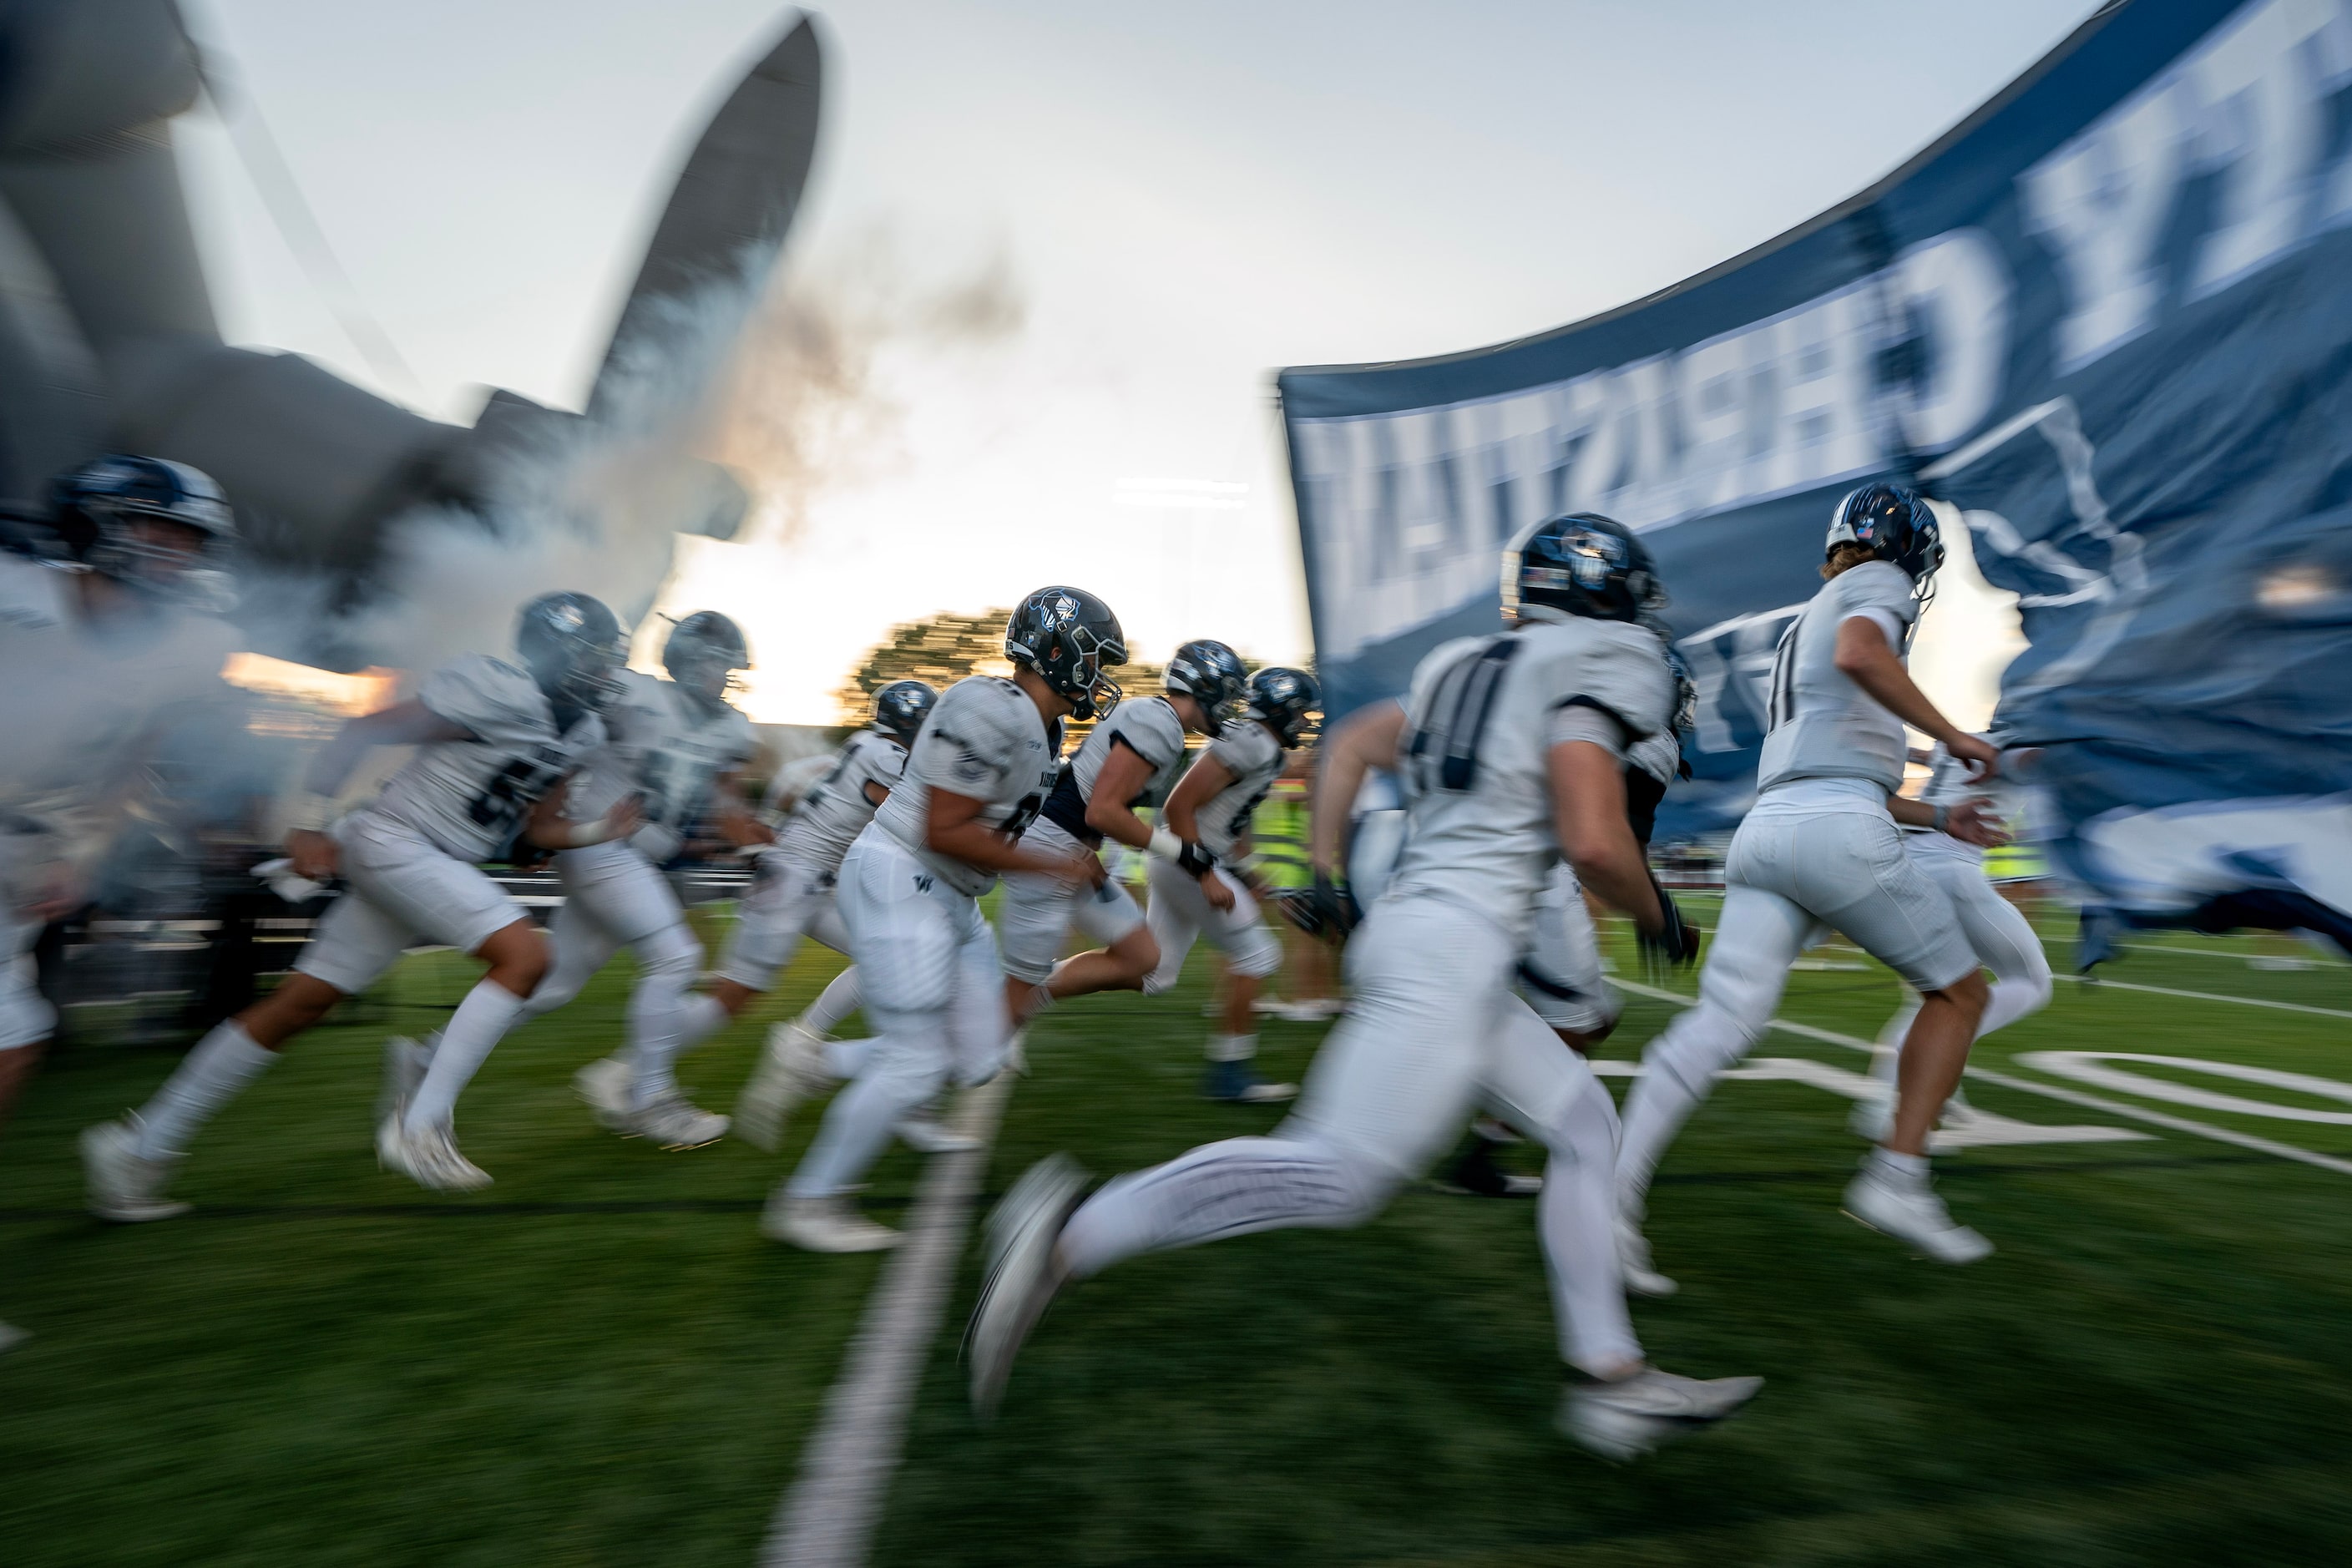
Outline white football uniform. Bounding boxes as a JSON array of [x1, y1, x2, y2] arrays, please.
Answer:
[[0, 555, 237, 1049], [296, 655, 605, 995], [526, 672, 759, 1022], [1618, 562, 1976, 1219], [1519, 707, 1682, 1037], [995, 695, 1185, 983], [1142, 719, 1288, 995], [716, 729, 905, 992], [1889, 741, 2051, 1043], [1054, 618, 1675, 1378], [785, 676, 1055, 1199]]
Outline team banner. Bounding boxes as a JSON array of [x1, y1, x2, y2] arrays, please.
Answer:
[[1278, 0, 2352, 919]]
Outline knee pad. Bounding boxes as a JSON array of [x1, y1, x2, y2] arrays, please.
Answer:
[[1643, 1002, 1758, 1099], [1227, 923, 1282, 982], [636, 923, 703, 984]]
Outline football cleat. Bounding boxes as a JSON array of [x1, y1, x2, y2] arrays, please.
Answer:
[[734, 1022, 832, 1151], [969, 1155, 1088, 1419], [1201, 1059, 1297, 1105], [1614, 1216, 1678, 1298], [377, 1115, 492, 1192], [615, 1095, 730, 1151], [1844, 1165, 1991, 1263], [894, 1106, 982, 1155], [80, 1118, 189, 1223], [572, 1055, 634, 1130], [1560, 1368, 1763, 1461], [761, 1192, 900, 1252]]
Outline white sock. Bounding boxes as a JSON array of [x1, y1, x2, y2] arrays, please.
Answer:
[[134, 1023, 275, 1161], [1206, 1032, 1257, 1063], [800, 967, 863, 1038], [673, 995, 729, 1059], [1978, 977, 2043, 1039], [404, 979, 527, 1133], [1869, 1146, 1930, 1186]]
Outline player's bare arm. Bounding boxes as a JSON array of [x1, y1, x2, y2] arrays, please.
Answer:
[[1162, 751, 1240, 911], [1309, 699, 1405, 877], [1550, 740, 1666, 933], [1833, 620, 1998, 777], [926, 785, 1099, 886], [1884, 792, 2008, 848], [1082, 743, 1163, 852], [518, 777, 643, 851], [282, 700, 475, 878]]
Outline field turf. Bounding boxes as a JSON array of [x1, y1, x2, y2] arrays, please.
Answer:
[[4, 896, 2350, 1565]]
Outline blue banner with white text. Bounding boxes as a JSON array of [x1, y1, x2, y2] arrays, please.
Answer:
[[1280, 0, 2352, 918]]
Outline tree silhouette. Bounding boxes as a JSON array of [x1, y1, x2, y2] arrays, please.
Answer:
[[833, 606, 1167, 739]]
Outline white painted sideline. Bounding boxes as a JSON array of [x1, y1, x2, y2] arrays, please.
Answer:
[[761, 1071, 1015, 1568], [2047, 972, 2352, 1022], [1611, 979, 2352, 1180]]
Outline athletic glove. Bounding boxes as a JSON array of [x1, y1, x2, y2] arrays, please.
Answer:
[[1289, 871, 1363, 941], [1635, 874, 1700, 974]]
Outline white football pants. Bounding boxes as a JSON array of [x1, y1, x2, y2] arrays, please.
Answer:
[[786, 828, 1007, 1199], [1616, 806, 1977, 1220], [1, 904, 53, 1052], [1057, 893, 1641, 1376], [1141, 858, 1282, 995], [516, 841, 702, 1103], [1874, 847, 2054, 1062]]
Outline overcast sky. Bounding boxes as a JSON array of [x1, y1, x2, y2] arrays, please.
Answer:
[[180, 0, 2091, 722]]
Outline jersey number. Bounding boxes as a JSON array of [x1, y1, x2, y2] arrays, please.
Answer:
[[1404, 636, 1520, 795], [467, 747, 569, 839], [1001, 793, 1044, 842], [1764, 622, 1798, 733]]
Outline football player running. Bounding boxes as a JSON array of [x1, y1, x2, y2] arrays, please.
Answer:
[[1613, 483, 2001, 1292], [459, 611, 763, 1150], [1849, 736, 2050, 1143], [969, 518, 1762, 1460], [1143, 664, 1320, 1103], [2, 458, 240, 1135], [725, 679, 937, 1150], [997, 639, 1250, 1031], [758, 589, 1118, 1252], [2, 456, 240, 1348], [82, 592, 640, 1213], [1449, 645, 1697, 1196]]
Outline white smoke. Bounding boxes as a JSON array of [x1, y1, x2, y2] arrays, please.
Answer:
[[341, 228, 1024, 678]]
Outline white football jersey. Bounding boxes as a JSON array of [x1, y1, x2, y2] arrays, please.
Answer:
[[363, 655, 607, 863], [874, 675, 1059, 897], [1903, 737, 2017, 862], [1039, 695, 1188, 843], [1756, 559, 1918, 795], [570, 670, 757, 863], [0, 554, 239, 868], [774, 729, 907, 880], [1388, 618, 1672, 943], [1191, 718, 1286, 860]]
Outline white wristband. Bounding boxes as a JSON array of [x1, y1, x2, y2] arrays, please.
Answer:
[[282, 791, 339, 833], [1146, 827, 1184, 862], [565, 814, 631, 849]]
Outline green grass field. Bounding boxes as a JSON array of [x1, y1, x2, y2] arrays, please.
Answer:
[[5, 898, 2351, 1566]]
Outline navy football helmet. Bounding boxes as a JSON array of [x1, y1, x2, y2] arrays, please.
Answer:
[[51, 454, 236, 611], [1501, 513, 1663, 625], [1004, 585, 1127, 721], [1244, 666, 1320, 747], [662, 609, 750, 706], [870, 679, 938, 747], [1827, 482, 1944, 587], [517, 591, 628, 714], [1164, 639, 1248, 736]]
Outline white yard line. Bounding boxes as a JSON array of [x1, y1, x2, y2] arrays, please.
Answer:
[[1651, 918, 2352, 1020], [1611, 979, 2352, 1179], [2046, 973, 2352, 1021], [761, 1071, 1015, 1568]]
